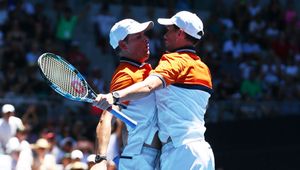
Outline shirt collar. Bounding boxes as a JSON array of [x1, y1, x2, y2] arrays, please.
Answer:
[[169, 46, 197, 54], [119, 57, 146, 68]]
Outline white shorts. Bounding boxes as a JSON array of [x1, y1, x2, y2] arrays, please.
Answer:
[[160, 140, 215, 170], [119, 146, 160, 170]]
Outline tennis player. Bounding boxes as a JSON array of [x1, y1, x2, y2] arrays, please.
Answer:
[[92, 19, 161, 170], [94, 11, 215, 170]]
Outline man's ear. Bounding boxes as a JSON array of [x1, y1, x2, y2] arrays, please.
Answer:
[[118, 40, 127, 50], [178, 29, 186, 39]]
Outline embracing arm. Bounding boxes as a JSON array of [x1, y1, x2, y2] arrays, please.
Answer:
[[117, 75, 164, 102], [94, 75, 163, 110]]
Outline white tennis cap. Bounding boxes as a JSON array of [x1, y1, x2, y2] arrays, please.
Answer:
[[158, 11, 204, 39], [2, 104, 15, 114], [87, 154, 96, 162], [109, 19, 154, 49], [32, 138, 50, 149], [71, 149, 83, 160]]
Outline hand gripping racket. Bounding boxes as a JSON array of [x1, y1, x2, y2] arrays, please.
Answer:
[[37, 53, 137, 128]]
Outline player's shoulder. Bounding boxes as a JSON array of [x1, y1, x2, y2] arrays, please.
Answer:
[[113, 66, 135, 79], [163, 52, 181, 58], [162, 52, 193, 60], [115, 62, 140, 73], [10, 116, 22, 121]]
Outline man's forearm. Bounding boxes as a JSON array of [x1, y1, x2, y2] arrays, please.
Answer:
[[117, 75, 163, 102], [97, 110, 113, 156]]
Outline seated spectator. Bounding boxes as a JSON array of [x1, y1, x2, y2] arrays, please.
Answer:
[[65, 149, 88, 170], [86, 154, 96, 169], [66, 161, 88, 170], [59, 153, 72, 169], [31, 138, 57, 170], [44, 132, 61, 164], [6, 127, 32, 170], [70, 149, 84, 163], [57, 137, 76, 163]]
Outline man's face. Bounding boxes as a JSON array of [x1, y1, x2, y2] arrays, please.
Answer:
[[163, 25, 179, 51], [125, 31, 150, 62], [2, 112, 11, 121]]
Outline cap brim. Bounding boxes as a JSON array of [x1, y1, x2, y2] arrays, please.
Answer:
[[31, 144, 49, 149], [157, 18, 174, 25], [129, 21, 154, 34], [143, 21, 154, 31]]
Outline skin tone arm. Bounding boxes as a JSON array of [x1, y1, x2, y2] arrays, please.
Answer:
[[96, 110, 113, 157], [92, 105, 120, 169], [94, 75, 163, 110]]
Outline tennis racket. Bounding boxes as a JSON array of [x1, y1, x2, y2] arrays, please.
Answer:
[[37, 52, 137, 128]]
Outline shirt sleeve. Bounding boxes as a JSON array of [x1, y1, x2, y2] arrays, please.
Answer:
[[110, 71, 134, 105], [110, 71, 134, 92], [151, 54, 183, 86]]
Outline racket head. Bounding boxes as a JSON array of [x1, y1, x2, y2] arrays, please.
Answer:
[[38, 53, 90, 102]]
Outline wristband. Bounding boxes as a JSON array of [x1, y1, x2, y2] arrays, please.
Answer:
[[95, 154, 107, 163]]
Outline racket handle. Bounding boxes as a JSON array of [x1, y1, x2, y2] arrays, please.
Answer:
[[107, 107, 137, 128]]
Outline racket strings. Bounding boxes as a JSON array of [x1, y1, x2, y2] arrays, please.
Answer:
[[40, 56, 88, 98]]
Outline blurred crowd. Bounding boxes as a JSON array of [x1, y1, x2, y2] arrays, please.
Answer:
[[0, 103, 119, 170], [0, 0, 299, 169]]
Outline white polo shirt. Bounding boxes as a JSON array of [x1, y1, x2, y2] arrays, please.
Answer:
[[150, 48, 213, 147], [110, 58, 158, 156]]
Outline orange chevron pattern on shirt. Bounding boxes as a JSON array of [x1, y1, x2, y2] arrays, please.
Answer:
[[152, 52, 212, 89]]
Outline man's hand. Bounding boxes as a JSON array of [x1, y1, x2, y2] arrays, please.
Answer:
[[90, 161, 107, 170], [93, 93, 114, 110]]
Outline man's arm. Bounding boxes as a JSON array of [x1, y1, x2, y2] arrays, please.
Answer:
[[118, 75, 164, 101], [94, 75, 163, 110], [96, 110, 113, 157]]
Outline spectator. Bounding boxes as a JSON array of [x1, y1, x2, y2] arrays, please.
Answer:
[[55, 6, 78, 49], [25, 41, 41, 67], [31, 138, 57, 170], [240, 70, 263, 100], [242, 36, 262, 55], [92, 3, 117, 54], [76, 139, 94, 163], [66, 161, 88, 170], [56, 137, 75, 162], [247, 0, 262, 17], [44, 132, 61, 164], [88, 68, 107, 93], [6, 137, 22, 170], [21, 105, 39, 139], [65, 41, 90, 75], [70, 149, 84, 162], [223, 32, 243, 59], [29, 3, 51, 43], [86, 154, 96, 169], [55, 5, 88, 51], [271, 33, 290, 62], [0, 1, 8, 26], [65, 149, 88, 170], [59, 153, 72, 169], [6, 127, 32, 170], [0, 104, 24, 153]]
